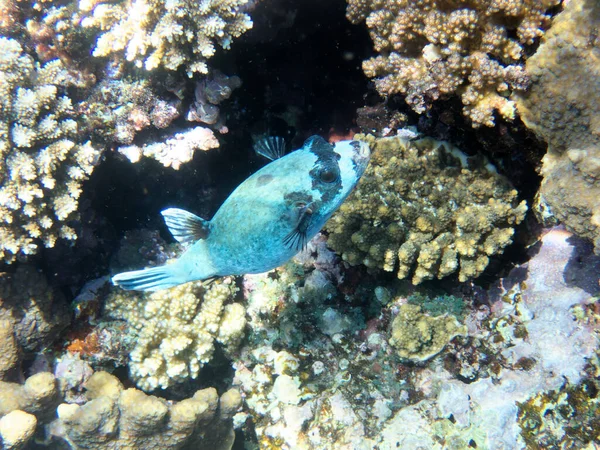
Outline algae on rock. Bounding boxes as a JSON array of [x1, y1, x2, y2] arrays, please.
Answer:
[[325, 135, 527, 284]]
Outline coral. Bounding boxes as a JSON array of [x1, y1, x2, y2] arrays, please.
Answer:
[[0, 410, 37, 450], [53, 371, 241, 449], [0, 265, 69, 354], [389, 303, 466, 362], [118, 125, 220, 169], [0, 372, 59, 418], [187, 70, 242, 131], [104, 279, 244, 391], [0, 37, 102, 262], [80, 0, 255, 76], [347, 0, 559, 127], [515, 0, 600, 253], [325, 135, 527, 284], [79, 78, 181, 145], [0, 319, 19, 380]]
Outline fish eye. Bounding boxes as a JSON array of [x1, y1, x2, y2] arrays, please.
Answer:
[[320, 169, 337, 183]]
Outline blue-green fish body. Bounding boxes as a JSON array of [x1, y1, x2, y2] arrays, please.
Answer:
[[112, 136, 370, 291]]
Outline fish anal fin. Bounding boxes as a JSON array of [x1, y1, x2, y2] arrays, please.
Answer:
[[161, 208, 210, 245]]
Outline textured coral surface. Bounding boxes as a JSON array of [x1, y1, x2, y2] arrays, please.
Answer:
[[0, 37, 101, 262], [516, 0, 600, 253], [347, 0, 559, 127], [325, 134, 527, 284], [104, 279, 244, 391], [81, 0, 254, 75]]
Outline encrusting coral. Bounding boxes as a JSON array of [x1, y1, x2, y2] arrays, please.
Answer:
[[104, 279, 245, 391], [325, 134, 527, 284], [0, 37, 102, 263], [346, 0, 559, 127], [80, 0, 255, 76], [389, 303, 466, 362], [516, 0, 600, 254], [53, 371, 241, 449]]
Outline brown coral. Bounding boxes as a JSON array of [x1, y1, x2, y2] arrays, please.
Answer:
[[325, 134, 527, 284], [347, 0, 559, 127]]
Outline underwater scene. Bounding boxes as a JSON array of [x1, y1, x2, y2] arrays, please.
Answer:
[[0, 0, 599, 448]]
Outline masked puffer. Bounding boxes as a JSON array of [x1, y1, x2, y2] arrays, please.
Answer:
[[112, 135, 371, 291]]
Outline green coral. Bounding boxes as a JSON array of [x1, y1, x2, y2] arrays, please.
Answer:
[[325, 135, 527, 284], [389, 303, 466, 362], [407, 292, 465, 319]]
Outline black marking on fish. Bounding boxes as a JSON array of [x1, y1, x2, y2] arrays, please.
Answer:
[[305, 136, 342, 204], [254, 136, 287, 161], [283, 202, 313, 251]]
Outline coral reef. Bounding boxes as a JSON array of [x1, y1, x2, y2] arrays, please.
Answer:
[[79, 78, 181, 145], [80, 0, 255, 76], [52, 371, 241, 449], [0, 265, 69, 355], [187, 70, 242, 132], [234, 227, 599, 449], [0, 37, 102, 262], [389, 303, 466, 362], [118, 125, 220, 169], [325, 134, 527, 284], [346, 0, 559, 127], [104, 279, 245, 391], [0, 372, 59, 418], [516, 0, 600, 253], [0, 409, 37, 450]]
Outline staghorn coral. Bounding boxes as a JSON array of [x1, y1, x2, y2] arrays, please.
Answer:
[[0, 37, 102, 263], [104, 279, 245, 391], [53, 371, 241, 449], [347, 0, 559, 127], [389, 303, 467, 362], [80, 0, 255, 76], [325, 134, 527, 284], [516, 0, 600, 254]]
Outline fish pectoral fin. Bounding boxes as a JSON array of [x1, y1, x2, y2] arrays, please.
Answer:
[[282, 203, 313, 251], [253, 136, 287, 161], [161, 208, 210, 245]]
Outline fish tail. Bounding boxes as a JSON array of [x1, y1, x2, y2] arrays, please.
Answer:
[[111, 264, 190, 292]]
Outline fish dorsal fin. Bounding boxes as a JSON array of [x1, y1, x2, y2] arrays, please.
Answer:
[[254, 136, 286, 161], [161, 208, 210, 245]]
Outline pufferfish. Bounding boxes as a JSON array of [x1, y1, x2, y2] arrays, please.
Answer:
[[112, 135, 370, 291]]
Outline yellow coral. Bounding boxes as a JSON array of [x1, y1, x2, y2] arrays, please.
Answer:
[[104, 278, 245, 391], [325, 135, 527, 284], [0, 38, 102, 263], [347, 0, 559, 127], [81, 0, 254, 76]]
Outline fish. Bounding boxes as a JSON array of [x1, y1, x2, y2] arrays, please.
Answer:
[[111, 135, 371, 291]]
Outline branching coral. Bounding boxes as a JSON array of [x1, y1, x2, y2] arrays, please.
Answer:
[[104, 279, 245, 391], [346, 0, 559, 127], [80, 0, 255, 76], [325, 134, 527, 284], [0, 37, 102, 263], [516, 0, 600, 253]]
